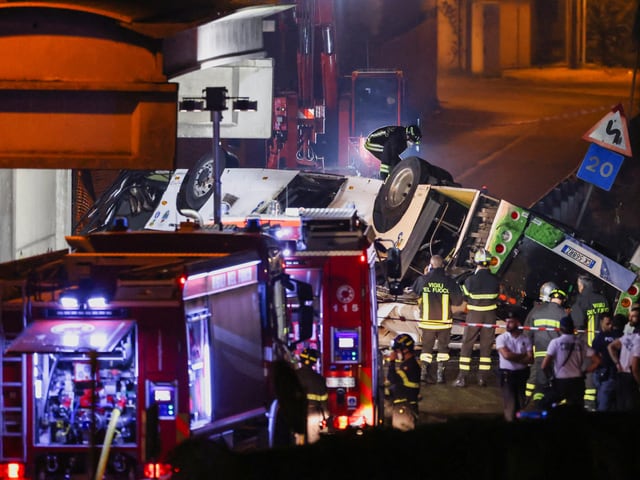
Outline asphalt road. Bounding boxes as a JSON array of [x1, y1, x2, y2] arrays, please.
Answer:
[[417, 353, 504, 424], [417, 66, 634, 208]]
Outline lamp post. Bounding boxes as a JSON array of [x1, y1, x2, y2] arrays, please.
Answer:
[[180, 88, 257, 229]]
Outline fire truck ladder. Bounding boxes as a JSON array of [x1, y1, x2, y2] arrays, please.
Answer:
[[0, 298, 27, 463]]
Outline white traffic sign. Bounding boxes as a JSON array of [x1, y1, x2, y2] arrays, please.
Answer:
[[582, 103, 632, 157]]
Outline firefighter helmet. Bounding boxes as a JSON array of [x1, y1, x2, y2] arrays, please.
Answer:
[[549, 288, 567, 301], [406, 125, 422, 143], [391, 333, 415, 351], [473, 248, 492, 267], [539, 281, 558, 302], [299, 348, 320, 366]]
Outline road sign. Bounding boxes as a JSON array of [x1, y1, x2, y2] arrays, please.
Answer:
[[577, 143, 624, 191], [582, 103, 633, 157]]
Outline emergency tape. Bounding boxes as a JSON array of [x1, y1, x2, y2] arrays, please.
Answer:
[[380, 315, 587, 333]]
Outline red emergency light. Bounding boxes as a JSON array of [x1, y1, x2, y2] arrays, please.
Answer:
[[2, 462, 25, 479], [143, 462, 172, 479]]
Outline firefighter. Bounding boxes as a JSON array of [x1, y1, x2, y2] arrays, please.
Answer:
[[295, 348, 329, 444], [570, 274, 610, 411], [411, 254, 463, 384], [386, 333, 421, 431], [454, 248, 499, 387], [523, 286, 566, 408], [364, 124, 422, 180]]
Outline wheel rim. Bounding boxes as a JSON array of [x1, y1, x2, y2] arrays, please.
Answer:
[[387, 167, 416, 208], [192, 160, 213, 198]]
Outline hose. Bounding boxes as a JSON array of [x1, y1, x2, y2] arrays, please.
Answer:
[[94, 400, 125, 480]]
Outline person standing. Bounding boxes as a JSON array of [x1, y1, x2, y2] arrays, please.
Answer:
[[496, 310, 533, 421], [454, 248, 500, 387], [623, 305, 639, 335], [607, 323, 640, 412], [295, 348, 329, 444], [570, 275, 610, 411], [590, 313, 624, 411], [411, 254, 463, 384], [523, 286, 565, 407], [364, 124, 421, 180], [386, 334, 421, 431], [541, 316, 592, 410]]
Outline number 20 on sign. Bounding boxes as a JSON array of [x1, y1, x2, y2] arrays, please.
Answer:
[[576, 143, 624, 192]]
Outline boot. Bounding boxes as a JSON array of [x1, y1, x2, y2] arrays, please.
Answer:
[[420, 362, 429, 383], [436, 363, 446, 384], [453, 373, 466, 388], [477, 374, 487, 387]]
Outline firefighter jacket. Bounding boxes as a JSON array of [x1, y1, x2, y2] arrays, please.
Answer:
[[571, 286, 609, 346], [295, 366, 329, 411], [411, 267, 463, 330], [387, 355, 421, 405], [524, 301, 563, 358], [461, 267, 499, 313], [363, 125, 408, 178]]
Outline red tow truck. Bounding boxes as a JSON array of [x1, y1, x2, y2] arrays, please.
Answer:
[[0, 228, 313, 479]]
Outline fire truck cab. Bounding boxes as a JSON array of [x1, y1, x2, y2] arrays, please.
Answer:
[[0, 228, 312, 479]]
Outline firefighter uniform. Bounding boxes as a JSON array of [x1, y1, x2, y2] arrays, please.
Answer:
[[523, 299, 564, 406], [364, 125, 420, 180], [295, 349, 329, 444], [411, 260, 463, 384], [455, 254, 499, 387], [571, 275, 610, 410], [387, 334, 421, 431]]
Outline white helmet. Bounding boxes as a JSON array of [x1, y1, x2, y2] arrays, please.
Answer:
[[473, 248, 492, 267], [539, 281, 558, 302]]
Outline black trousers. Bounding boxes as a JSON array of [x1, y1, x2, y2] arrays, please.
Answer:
[[500, 368, 529, 421], [615, 372, 640, 412], [553, 377, 585, 409]]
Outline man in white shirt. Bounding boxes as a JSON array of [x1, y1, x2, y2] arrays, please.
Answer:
[[607, 324, 640, 411], [496, 310, 533, 421], [541, 316, 593, 410]]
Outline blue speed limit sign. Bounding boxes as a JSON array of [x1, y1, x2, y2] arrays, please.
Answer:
[[577, 143, 624, 191]]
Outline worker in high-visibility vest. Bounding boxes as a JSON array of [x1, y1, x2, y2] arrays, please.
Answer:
[[295, 348, 329, 444], [410, 255, 463, 384], [454, 248, 499, 388], [364, 124, 421, 180], [570, 274, 610, 411], [524, 285, 566, 407]]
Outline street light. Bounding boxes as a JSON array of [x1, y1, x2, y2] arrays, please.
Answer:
[[179, 87, 257, 228]]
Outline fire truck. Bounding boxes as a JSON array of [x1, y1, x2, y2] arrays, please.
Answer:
[[239, 207, 383, 431], [0, 228, 315, 479]]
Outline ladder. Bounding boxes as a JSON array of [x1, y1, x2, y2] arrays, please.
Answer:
[[0, 295, 26, 463]]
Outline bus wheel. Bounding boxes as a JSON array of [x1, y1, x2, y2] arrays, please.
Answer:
[[177, 152, 215, 212]]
